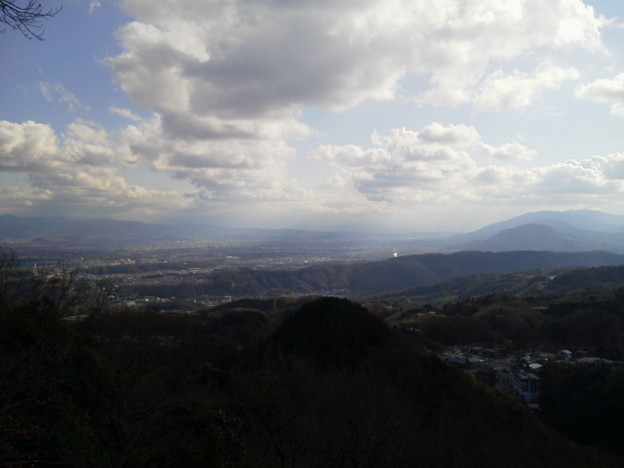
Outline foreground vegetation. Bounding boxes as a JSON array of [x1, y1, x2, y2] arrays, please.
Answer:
[[1, 248, 624, 466]]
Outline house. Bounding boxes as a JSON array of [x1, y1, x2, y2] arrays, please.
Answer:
[[495, 368, 540, 405], [514, 371, 540, 404]]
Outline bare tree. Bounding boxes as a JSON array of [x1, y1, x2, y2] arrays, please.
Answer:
[[0, 0, 60, 40]]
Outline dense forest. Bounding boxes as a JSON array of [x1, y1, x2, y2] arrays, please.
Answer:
[[1, 248, 624, 466]]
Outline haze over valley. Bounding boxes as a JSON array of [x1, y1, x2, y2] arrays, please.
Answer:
[[2, 208, 624, 310]]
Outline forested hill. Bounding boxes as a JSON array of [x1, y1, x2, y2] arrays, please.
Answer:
[[366, 265, 624, 306], [131, 250, 624, 298], [1, 296, 613, 467]]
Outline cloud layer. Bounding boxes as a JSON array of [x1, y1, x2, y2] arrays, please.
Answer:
[[2, 0, 624, 229]]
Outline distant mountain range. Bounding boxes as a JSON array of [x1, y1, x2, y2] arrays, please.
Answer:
[[453, 222, 620, 252], [466, 209, 624, 235], [1, 209, 624, 252], [0, 214, 231, 242], [0, 214, 385, 244], [449, 209, 624, 252]]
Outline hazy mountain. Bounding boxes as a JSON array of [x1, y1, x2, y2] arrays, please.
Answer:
[[457, 209, 624, 241], [0, 214, 203, 241], [458, 223, 619, 252], [1, 210, 623, 252], [0, 214, 397, 243], [448, 210, 624, 252]]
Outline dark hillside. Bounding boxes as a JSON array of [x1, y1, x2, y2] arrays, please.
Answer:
[[367, 264, 624, 306], [263, 297, 388, 367], [1, 290, 618, 467], [548, 265, 624, 293], [0, 302, 126, 467], [226, 298, 609, 467]]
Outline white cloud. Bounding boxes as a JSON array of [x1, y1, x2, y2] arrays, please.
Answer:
[[109, 106, 142, 122], [469, 155, 624, 203], [309, 124, 624, 208], [412, 0, 607, 106], [473, 63, 580, 113], [89, 1, 101, 14], [0, 114, 308, 218], [1, 0, 620, 226], [575, 72, 624, 115], [415, 123, 481, 146], [310, 124, 483, 203], [96, 0, 612, 216], [109, 0, 608, 122], [601, 153, 624, 179], [38, 82, 86, 113], [0, 120, 61, 172], [0, 120, 191, 217], [0, 186, 53, 210], [481, 142, 537, 161]]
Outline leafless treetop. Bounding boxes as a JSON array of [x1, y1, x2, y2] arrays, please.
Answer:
[[0, 0, 60, 39]]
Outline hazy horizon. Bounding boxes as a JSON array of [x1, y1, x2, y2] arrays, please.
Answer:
[[2, 1, 624, 232]]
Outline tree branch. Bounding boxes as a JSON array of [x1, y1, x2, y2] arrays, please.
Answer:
[[0, 1, 61, 40]]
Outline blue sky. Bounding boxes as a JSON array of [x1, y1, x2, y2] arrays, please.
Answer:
[[2, 0, 624, 232]]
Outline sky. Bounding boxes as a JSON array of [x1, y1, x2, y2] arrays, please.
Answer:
[[2, 0, 624, 233]]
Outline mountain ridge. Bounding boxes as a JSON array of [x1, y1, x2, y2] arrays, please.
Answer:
[[449, 210, 624, 252], [456, 209, 624, 241], [2, 209, 624, 252]]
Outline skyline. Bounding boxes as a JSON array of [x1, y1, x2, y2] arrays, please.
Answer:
[[2, 0, 624, 232]]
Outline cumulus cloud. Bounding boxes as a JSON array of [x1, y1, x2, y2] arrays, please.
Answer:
[[0, 114, 308, 218], [575, 73, 624, 116], [481, 142, 537, 161], [310, 124, 624, 207], [150, 137, 308, 202], [0, 120, 61, 172], [0, 120, 191, 217], [473, 63, 580, 113], [310, 124, 483, 203], [410, 0, 606, 106], [600, 153, 624, 179], [108, 0, 607, 125]]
